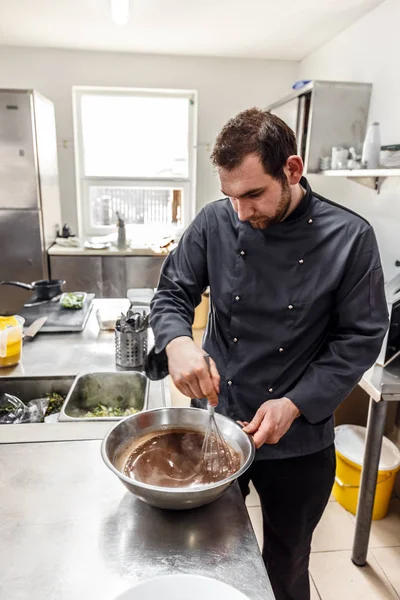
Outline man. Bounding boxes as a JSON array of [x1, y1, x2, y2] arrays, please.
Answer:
[[146, 108, 389, 600]]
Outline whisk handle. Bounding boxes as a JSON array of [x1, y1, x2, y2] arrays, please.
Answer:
[[203, 354, 219, 417], [203, 354, 215, 416], [207, 402, 215, 416]]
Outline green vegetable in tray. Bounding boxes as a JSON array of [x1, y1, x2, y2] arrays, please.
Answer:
[[45, 392, 66, 416], [61, 292, 85, 309], [83, 404, 139, 418]]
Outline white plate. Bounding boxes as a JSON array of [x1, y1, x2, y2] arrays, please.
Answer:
[[84, 240, 111, 250], [115, 574, 250, 600]]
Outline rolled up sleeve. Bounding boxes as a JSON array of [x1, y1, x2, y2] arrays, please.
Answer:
[[286, 226, 389, 424]]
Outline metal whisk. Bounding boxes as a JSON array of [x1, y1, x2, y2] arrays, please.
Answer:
[[201, 355, 233, 481]]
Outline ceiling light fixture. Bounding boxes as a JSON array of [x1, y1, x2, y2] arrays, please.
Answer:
[[110, 0, 130, 26]]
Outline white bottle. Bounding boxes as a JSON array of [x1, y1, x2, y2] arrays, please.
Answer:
[[361, 122, 381, 169]]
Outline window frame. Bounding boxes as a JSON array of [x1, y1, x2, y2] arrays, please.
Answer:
[[72, 86, 198, 237]]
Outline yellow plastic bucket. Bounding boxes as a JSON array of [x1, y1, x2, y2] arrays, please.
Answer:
[[333, 425, 400, 520]]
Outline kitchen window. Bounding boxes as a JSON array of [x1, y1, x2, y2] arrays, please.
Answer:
[[73, 87, 197, 238]]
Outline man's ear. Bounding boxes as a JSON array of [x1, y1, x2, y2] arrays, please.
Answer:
[[284, 155, 304, 185]]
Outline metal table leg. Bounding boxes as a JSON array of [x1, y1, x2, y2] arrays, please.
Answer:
[[351, 397, 388, 566]]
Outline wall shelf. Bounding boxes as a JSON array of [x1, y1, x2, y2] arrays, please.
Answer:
[[319, 169, 400, 193]]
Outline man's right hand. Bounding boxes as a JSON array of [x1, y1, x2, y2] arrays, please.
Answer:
[[166, 336, 220, 406]]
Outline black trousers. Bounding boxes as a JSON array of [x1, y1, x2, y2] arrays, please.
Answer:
[[239, 445, 336, 600]]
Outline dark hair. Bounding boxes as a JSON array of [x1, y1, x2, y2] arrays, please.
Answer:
[[211, 107, 297, 182]]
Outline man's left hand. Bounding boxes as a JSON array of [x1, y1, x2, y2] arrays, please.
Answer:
[[241, 397, 300, 448]]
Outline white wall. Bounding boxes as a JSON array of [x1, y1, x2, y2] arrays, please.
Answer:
[[0, 46, 297, 234], [298, 0, 400, 281]]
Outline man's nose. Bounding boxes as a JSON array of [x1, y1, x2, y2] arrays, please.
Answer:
[[236, 200, 253, 221]]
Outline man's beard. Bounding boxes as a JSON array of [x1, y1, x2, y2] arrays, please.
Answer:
[[250, 179, 292, 229]]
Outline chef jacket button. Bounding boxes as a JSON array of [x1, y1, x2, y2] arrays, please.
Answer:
[[308, 218, 313, 224], [240, 250, 246, 256], [288, 304, 294, 310], [235, 295, 240, 301], [233, 337, 238, 343], [299, 259, 304, 264], [227, 380, 233, 386], [279, 347, 284, 352], [268, 387, 274, 393]]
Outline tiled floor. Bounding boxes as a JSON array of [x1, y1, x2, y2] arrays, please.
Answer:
[[245, 485, 400, 600], [168, 330, 400, 598]]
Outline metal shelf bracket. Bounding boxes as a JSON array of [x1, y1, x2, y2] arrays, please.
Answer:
[[347, 175, 385, 193]]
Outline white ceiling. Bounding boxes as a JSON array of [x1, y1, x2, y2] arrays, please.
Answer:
[[0, 0, 385, 60]]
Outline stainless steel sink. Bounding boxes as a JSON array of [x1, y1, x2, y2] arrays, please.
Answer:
[[0, 376, 74, 404], [59, 371, 149, 422], [0, 375, 163, 446]]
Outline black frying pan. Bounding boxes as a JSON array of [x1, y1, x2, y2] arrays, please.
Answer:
[[0, 279, 66, 301]]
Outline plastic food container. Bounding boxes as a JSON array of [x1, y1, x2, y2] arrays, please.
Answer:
[[0, 315, 25, 368], [60, 291, 87, 309], [95, 308, 119, 331]]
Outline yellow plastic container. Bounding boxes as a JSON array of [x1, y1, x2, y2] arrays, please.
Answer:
[[0, 315, 25, 368], [333, 425, 400, 520], [193, 293, 210, 330]]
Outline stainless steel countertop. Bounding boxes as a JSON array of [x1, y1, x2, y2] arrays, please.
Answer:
[[0, 298, 170, 444], [359, 359, 400, 402], [0, 298, 272, 599], [1, 299, 132, 378], [0, 378, 166, 445], [0, 440, 273, 600]]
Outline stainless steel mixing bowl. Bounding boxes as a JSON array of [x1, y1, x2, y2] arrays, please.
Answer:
[[101, 407, 255, 510]]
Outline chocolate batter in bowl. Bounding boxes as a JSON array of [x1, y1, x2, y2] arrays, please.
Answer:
[[122, 428, 242, 488], [102, 407, 255, 510]]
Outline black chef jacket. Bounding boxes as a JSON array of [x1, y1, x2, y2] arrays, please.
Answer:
[[146, 177, 389, 460]]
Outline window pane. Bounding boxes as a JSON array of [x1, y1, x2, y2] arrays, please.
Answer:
[[89, 185, 183, 227], [81, 94, 190, 178]]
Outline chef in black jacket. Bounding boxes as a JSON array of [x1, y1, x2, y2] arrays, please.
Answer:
[[146, 108, 389, 600]]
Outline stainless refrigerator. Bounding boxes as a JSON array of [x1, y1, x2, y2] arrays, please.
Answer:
[[0, 89, 61, 314]]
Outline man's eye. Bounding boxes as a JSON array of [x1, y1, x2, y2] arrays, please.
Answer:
[[248, 192, 262, 199]]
